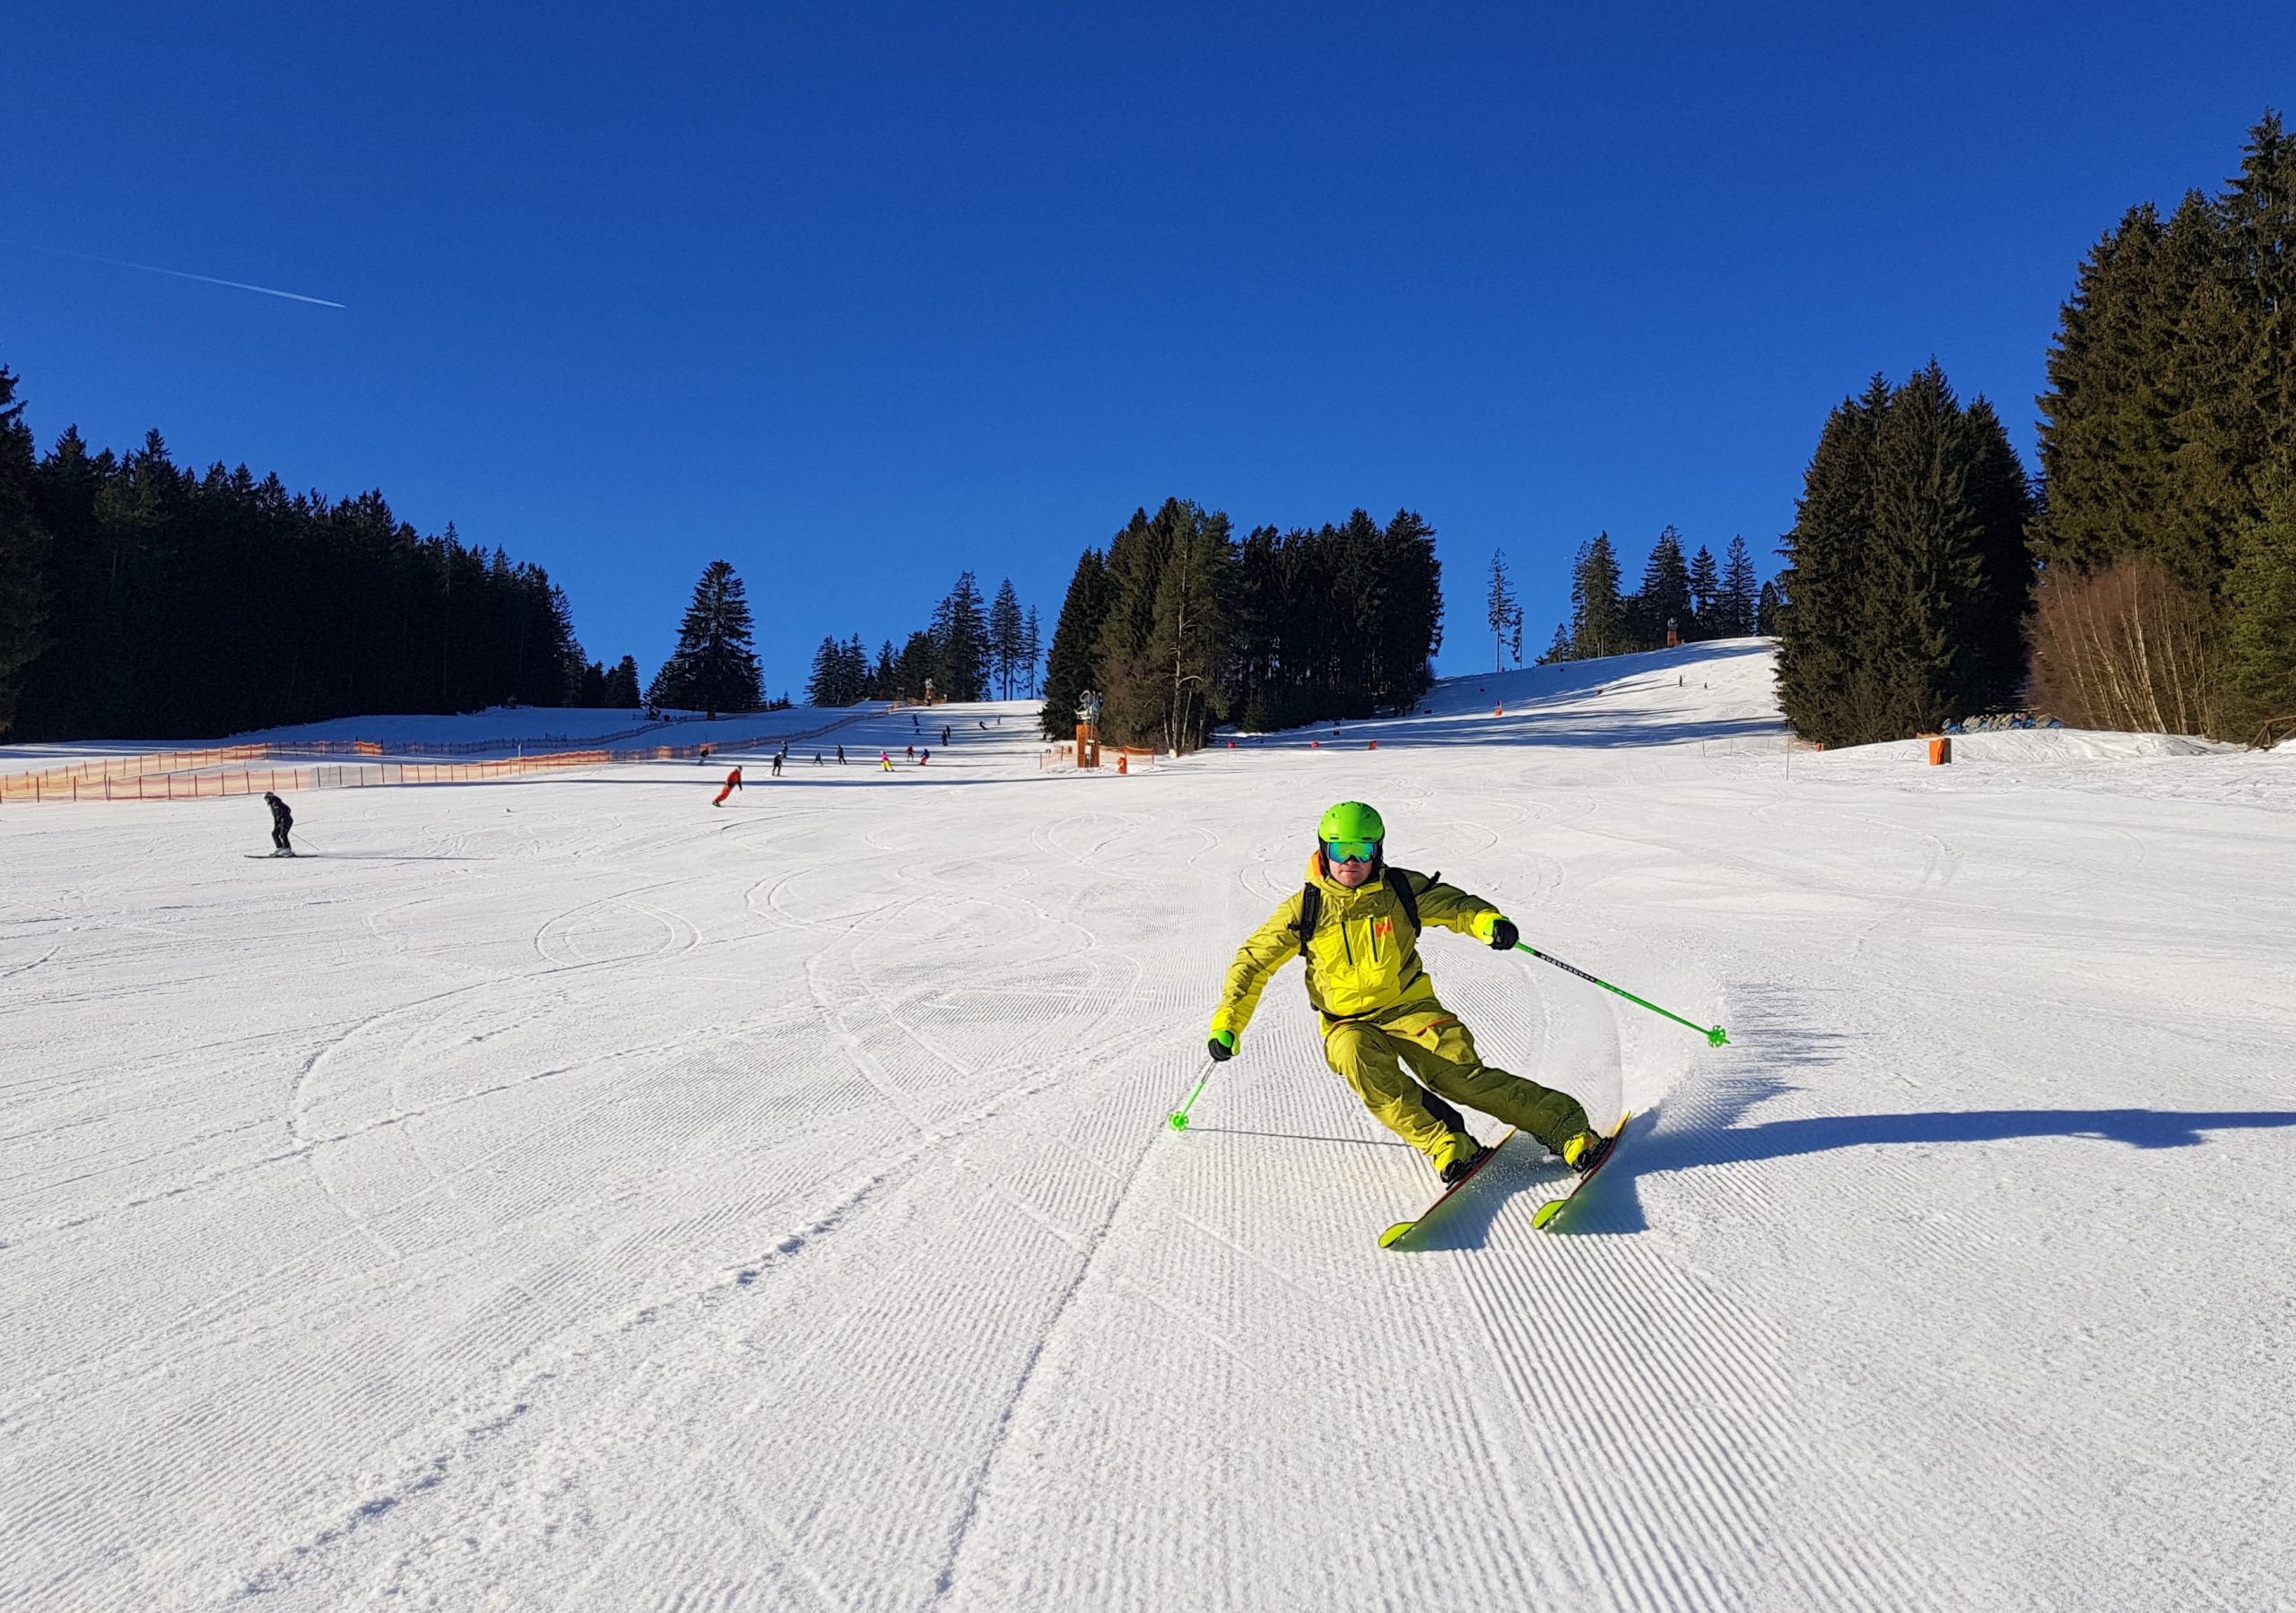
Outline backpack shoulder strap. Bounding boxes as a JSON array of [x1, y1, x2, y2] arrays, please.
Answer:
[[1387, 863, 1423, 941], [1388, 868, 1435, 936], [1293, 883, 1321, 948]]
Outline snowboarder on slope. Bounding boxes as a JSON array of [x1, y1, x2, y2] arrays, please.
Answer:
[[1206, 802, 1599, 1183], [770, 751, 784, 777], [713, 767, 743, 806], [263, 791, 295, 855]]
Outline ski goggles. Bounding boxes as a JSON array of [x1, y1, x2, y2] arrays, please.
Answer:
[[1324, 838, 1380, 865]]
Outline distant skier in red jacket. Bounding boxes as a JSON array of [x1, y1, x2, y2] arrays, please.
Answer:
[[713, 767, 742, 807]]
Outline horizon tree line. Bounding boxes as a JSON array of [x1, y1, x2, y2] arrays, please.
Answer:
[[0, 369, 609, 741], [803, 574, 1041, 707], [1530, 530, 1772, 667]]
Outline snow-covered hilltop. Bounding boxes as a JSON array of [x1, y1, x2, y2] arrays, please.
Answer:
[[4, 641, 2292, 1610]]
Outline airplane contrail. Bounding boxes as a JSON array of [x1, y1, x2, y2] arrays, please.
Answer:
[[22, 244, 345, 308]]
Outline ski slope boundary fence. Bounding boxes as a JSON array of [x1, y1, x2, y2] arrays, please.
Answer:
[[0, 711, 890, 804]]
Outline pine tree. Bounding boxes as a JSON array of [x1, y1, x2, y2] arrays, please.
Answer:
[[927, 572, 989, 701], [1718, 535, 1759, 637], [607, 655, 642, 707], [1146, 505, 1233, 750], [2220, 481, 2296, 733], [1021, 604, 1041, 698], [1757, 579, 1784, 636], [1537, 620, 1573, 663], [985, 578, 1021, 699], [1779, 366, 2033, 743], [805, 635, 843, 705], [1096, 500, 1235, 747], [1629, 526, 1696, 647], [648, 560, 761, 716], [1569, 534, 1625, 659], [1687, 545, 1719, 637], [1776, 378, 1890, 743], [0, 368, 50, 738], [1039, 549, 1112, 739], [1865, 361, 1990, 733], [1486, 549, 1519, 672], [1961, 396, 2039, 709]]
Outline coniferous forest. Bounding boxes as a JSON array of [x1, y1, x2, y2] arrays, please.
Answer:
[[803, 572, 1040, 708], [0, 367, 602, 741], [1039, 499, 1442, 750], [1771, 111, 2295, 747], [2025, 112, 2296, 742]]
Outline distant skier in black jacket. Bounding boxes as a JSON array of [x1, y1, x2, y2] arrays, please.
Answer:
[[263, 792, 295, 856]]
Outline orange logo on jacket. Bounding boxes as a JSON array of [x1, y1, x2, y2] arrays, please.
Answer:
[[1373, 918, 1395, 940]]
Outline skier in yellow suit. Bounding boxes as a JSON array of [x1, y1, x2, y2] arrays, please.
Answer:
[[1209, 802, 1601, 1183]]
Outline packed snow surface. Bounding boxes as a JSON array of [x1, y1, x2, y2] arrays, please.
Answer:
[[4, 642, 2293, 1611]]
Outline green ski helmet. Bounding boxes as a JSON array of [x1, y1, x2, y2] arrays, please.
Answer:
[[1318, 801, 1386, 846]]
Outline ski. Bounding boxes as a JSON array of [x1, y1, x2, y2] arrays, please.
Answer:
[[1530, 1112, 1632, 1231], [1378, 1128, 1516, 1249]]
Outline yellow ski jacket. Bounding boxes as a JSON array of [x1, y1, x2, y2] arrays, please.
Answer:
[[1210, 855, 1505, 1036]]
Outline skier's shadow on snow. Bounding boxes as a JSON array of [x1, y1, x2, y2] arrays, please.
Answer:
[[1552, 1104, 2296, 1238]]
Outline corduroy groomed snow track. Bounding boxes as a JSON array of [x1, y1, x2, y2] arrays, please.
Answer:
[[4, 645, 2294, 1611]]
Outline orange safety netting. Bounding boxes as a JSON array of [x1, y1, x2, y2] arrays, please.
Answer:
[[1, 709, 889, 803]]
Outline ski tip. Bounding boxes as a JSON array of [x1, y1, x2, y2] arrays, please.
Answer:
[[1378, 1220, 1416, 1249], [1531, 1200, 1562, 1230]]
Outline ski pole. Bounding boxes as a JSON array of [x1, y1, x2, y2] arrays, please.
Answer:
[[1513, 942, 1728, 1046], [1166, 1062, 1216, 1131]]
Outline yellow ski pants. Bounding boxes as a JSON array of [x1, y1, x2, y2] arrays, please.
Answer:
[[1323, 1000, 1589, 1160]]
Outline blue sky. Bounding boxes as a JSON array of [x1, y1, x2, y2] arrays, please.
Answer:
[[4, 2, 2290, 694]]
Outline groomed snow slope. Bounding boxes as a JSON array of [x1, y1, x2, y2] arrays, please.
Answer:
[[4, 646, 2293, 1612]]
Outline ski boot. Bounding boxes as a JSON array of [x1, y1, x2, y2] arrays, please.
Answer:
[[1560, 1128, 1610, 1173], [1432, 1132, 1485, 1184]]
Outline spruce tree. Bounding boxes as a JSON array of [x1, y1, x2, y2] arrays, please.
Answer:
[[1718, 535, 1759, 637], [607, 655, 642, 707], [1865, 362, 1989, 734], [2034, 202, 2180, 579], [1486, 549, 1519, 672], [1039, 549, 1112, 738], [988, 578, 1023, 699], [1779, 366, 2033, 743], [0, 369, 50, 738], [1961, 396, 2039, 708], [1687, 544, 1719, 637], [1631, 526, 1696, 646], [1145, 503, 1234, 750], [1568, 534, 1625, 659], [1757, 579, 1784, 636], [1096, 499, 1235, 746], [2220, 482, 2296, 733], [927, 571, 989, 701], [1021, 605, 1041, 698], [648, 559, 761, 716], [1776, 378, 1890, 743], [805, 636, 842, 705]]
